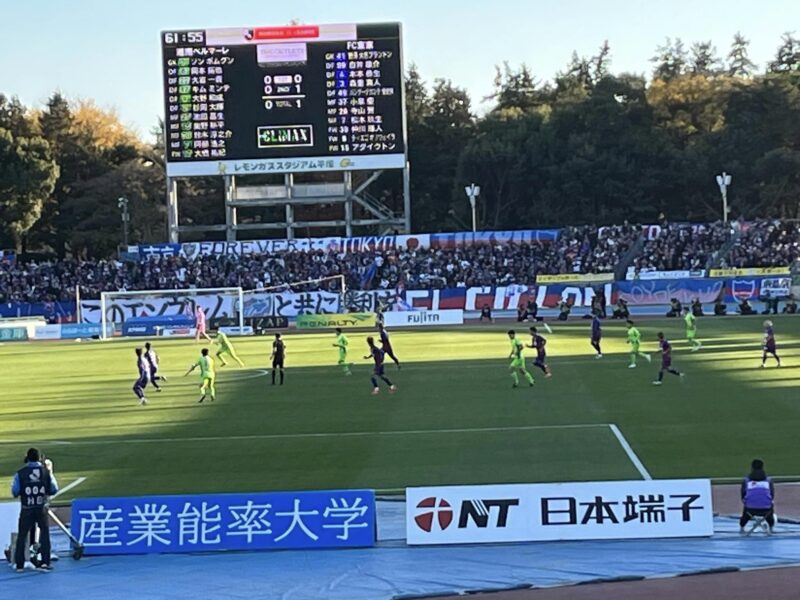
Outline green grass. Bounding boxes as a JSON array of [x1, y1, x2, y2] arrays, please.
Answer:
[[0, 315, 798, 501]]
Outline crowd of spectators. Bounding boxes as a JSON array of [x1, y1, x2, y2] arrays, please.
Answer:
[[0, 220, 795, 304], [722, 220, 800, 269], [631, 222, 733, 273]]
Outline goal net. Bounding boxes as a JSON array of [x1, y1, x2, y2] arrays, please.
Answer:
[[99, 287, 244, 339]]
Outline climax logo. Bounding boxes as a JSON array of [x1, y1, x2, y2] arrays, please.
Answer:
[[414, 497, 453, 532]]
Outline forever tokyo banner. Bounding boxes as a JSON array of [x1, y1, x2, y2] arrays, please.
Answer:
[[132, 229, 560, 259], [71, 489, 375, 555], [406, 479, 713, 545]]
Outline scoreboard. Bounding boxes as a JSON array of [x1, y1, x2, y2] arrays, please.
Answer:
[[161, 23, 406, 177]]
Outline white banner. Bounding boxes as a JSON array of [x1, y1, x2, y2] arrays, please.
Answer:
[[406, 479, 713, 545], [383, 309, 464, 327], [160, 327, 197, 338], [626, 268, 707, 281], [80, 294, 238, 325], [32, 324, 62, 340]]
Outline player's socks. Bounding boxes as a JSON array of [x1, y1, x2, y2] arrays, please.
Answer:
[[642, 353, 652, 363], [524, 371, 534, 386], [511, 372, 520, 387], [280, 370, 285, 385], [198, 395, 205, 403], [235, 357, 245, 367], [272, 370, 276, 385], [380, 375, 393, 387]]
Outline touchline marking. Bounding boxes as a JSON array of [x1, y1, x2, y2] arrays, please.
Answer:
[[52, 476, 87, 498], [608, 423, 652, 481], [3, 423, 609, 447]]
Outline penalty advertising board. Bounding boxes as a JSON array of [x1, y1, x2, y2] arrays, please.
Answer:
[[161, 23, 406, 176]]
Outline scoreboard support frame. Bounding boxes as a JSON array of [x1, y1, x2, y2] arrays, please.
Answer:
[[165, 165, 410, 243]]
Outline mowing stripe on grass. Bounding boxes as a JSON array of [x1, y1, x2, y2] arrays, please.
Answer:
[[0, 423, 609, 447], [609, 423, 652, 480]]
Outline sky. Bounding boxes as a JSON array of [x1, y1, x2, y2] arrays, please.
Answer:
[[1, 0, 798, 140]]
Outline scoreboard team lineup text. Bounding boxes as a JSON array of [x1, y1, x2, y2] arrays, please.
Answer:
[[161, 23, 406, 176]]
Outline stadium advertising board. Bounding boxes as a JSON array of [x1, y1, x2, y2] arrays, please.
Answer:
[[536, 273, 614, 284], [0, 327, 28, 341], [32, 324, 63, 340], [72, 489, 375, 556], [625, 268, 707, 281], [161, 23, 405, 176], [728, 277, 792, 300], [382, 309, 464, 327], [296, 312, 376, 329], [710, 267, 791, 277], [406, 479, 713, 546]]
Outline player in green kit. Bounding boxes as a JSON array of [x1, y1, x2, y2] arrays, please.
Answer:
[[683, 307, 702, 352], [625, 320, 652, 368], [184, 347, 216, 403], [507, 330, 535, 388], [333, 328, 352, 375], [215, 331, 245, 367]]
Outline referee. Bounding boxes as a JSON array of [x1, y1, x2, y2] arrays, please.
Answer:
[[11, 448, 58, 572]]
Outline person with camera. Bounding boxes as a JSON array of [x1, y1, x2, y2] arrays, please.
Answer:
[[11, 448, 58, 572]]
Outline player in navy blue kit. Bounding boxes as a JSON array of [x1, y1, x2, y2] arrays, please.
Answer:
[[133, 347, 149, 405], [761, 320, 781, 368], [377, 323, 401, 368], [365, 336, 397, 395], [653, 332, 684, 385], [144, 342, 165, 391], [590, 314, 603, 358], [527, 326, 552, 377]]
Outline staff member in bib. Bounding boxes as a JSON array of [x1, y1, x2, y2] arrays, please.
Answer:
[[11, 448, 58, 572], [740, 458, 775, 534]]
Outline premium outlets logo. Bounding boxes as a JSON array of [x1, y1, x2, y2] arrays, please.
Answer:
[[414, 497, 519, 532]]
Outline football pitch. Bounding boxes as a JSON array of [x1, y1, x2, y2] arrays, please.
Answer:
[[0, 316, 798, 502]]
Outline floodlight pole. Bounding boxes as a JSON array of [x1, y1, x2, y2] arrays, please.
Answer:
[[715, 172, 732, 223], [464, 183, 481, 232]]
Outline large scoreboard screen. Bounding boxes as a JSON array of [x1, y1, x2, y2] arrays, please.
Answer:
[[161, 23, 406, 177]]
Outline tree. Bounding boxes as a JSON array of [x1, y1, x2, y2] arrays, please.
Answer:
[[652, 38, 688, 81], [727, 32, 756, 78], [768, 32, 800, 73], [487, 63, 548, 113], [690, 41, 720, 76], [0, 128, 59, 251]]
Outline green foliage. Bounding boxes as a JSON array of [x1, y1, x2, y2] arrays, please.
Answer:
[[2, 31, 800, 252]]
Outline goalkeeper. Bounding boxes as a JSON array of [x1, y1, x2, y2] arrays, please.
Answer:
[[214, 331, 245, 367]]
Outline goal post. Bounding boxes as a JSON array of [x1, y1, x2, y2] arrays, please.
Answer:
[[99, 287, 245, 340]]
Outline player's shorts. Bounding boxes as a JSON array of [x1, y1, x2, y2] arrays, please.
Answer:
[[383, 344, 395, 357], [218, 345, 234, 356], [200, 376, 215, 388], [373, 365, 385, 376], [630, 342, 640, 353], [661, 357, 672, 369], [134, 376, 148, 389], [197, 324, 207, 334], [686, 330, 696, 340], [510, 358, 525, 369], [272, 357, 285, 369], [764, 342, 776, 352], [534, 354, 546, 366], [591, 334, 601, 343]]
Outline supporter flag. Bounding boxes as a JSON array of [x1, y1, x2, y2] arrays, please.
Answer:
[[360, 262, 378, 290]]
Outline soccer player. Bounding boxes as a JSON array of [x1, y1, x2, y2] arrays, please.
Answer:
[[527, 326, 552, 377], [683, 307, 702, 352], [271, 333, 286, 385], [132, 347, 149, 406], [652, 332, 684, 385], [364, 336, 397, 395], [215, 331, 245, 367], [590, 313, 603, 358], [625, 320, 652, 368], [185, 347, 216, 403], [377, 322, 401, 369], [144, 342, 166, 391], [761, 320, 781, 368], [195, 306, 212, 343], [508, 330, 535, 388], [333, 328, 352, 375]]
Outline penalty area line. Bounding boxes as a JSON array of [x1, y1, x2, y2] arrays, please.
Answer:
[[609, 423, 652, 481]]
